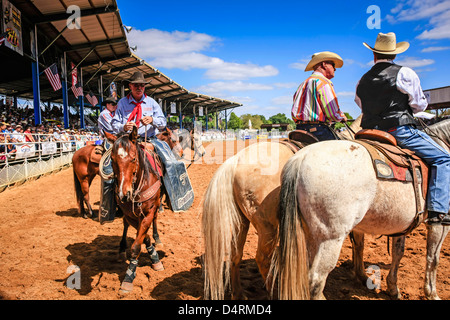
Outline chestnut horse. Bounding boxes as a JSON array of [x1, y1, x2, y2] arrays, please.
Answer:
[[72, 127, 182, 219], [104, 127, 165, 292]]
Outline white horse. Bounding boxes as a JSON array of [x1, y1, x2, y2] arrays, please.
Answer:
[[274, 119, 450, 300], [202, 118, 360, 299]]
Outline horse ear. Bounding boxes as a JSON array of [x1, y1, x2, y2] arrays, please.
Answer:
[[104, 130, 117, 143], [130, 125, 138, 143]]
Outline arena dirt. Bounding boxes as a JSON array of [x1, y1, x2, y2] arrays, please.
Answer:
[[0, 140, 449, 300]]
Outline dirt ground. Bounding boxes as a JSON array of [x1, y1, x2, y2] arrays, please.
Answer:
[[0, 140, 449, 300]]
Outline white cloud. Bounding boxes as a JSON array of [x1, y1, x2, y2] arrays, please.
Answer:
[[204, 62, 278, 80], [128, 28, 278, 80], [387, 0, 450, 40], [192, 81, 273, 95], [128, 28, 216, 57], [421, 46, 450, 52], [273, 82, 298, 89], [337, 91, 355, 97], [289, 59, 309, 70], [395, 56, 435, 69], [271, 95, 292, 106]]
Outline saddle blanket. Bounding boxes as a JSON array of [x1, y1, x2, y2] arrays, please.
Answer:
[[151, 139, 194, 212], [354, 139, 428, 200]]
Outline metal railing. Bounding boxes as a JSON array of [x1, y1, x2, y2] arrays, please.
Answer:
[[0, 132, 100, 190]]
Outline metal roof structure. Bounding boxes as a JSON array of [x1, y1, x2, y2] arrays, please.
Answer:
[[0, 0, 242, 127], [424, 86, 450, 111]]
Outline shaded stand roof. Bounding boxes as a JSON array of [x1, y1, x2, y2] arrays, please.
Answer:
[[1, 0, 241, 117]]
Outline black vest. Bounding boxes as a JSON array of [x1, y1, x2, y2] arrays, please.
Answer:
[[357, 62, 416, 130]]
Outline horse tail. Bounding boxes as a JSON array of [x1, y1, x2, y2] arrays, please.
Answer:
[[271, 154, 310, 300], [202, 155, 240, 300], [73, 165, 84, 212]]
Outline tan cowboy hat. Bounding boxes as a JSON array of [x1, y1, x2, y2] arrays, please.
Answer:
[[101, 96, 117, 106], [304, 51, 344, 72], [128, 71, 149, 84], [363, 32, 409, 55]]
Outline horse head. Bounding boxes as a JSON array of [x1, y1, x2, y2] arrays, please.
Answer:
[[108, 127, 141, 203], [157, 127, 183, 159]]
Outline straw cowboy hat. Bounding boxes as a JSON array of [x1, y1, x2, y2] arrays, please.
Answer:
[[304, 51, 344, 72], [127, 71, 149, 84], [101, 96, 117, 106], [363, 32, 409, 55]]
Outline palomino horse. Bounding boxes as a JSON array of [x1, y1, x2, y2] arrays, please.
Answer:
[[103, 127, 164, 293], [274, 119, 450, 300], [202, 118, 361, 299]]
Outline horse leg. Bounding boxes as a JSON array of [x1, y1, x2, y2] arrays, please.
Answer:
[[144, 234, 164, 271], [120, 214, 153, 293], [350, 231, 368, 285], [424, 224, 450, 300], [255, 221, 278, 297], [230, 215, 250, 300], [386, 236, 405, 299], [308, 235, 347, 300], [152, 219, 163, 248], [119, 218, 129, 262]]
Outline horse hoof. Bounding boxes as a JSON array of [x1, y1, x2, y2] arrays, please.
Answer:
[[152, 261, 164, 271], [120, 281, 133, 293]]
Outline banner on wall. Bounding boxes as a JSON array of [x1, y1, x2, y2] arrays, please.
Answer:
[[1, 0, 23, 55]]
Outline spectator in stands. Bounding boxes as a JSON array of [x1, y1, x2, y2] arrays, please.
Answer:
[[12, 124, 25, 143], [24, 125, 35, 142]]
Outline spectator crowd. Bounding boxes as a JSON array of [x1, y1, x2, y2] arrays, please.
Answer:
[[0, 100, 100, 163]]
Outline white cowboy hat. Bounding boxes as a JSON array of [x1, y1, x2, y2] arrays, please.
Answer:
[[304, 51, 344, 72], [363, 32, 409, 55]]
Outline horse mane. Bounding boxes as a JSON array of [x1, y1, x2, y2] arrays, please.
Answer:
[[426, 119, 450, 142], [113, 133, 156, 180]]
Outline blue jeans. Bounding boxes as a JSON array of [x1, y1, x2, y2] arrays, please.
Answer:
[[389, 125, 450, 214]]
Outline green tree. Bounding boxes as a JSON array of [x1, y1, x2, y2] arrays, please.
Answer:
[[227, 112, 243, 130]]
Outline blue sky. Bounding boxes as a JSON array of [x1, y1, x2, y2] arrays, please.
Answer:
[[117, 0, 450, 120]]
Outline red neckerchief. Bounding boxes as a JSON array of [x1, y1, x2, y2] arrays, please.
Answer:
[[127, 94, 146, 127]]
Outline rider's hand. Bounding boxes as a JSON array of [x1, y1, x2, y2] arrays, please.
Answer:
[[140, 116, 153, 126], [341, 115, 348, 123], [124, 121, 137, 131]]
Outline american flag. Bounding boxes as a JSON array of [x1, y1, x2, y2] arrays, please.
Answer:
[[86, 92, 98, 106], [71, 62, 77, 87], [71, 82, 83, 98], [44, 63, 62, 91]]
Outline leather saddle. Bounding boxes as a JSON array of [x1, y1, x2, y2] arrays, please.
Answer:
[[90, 145, 104, 164], [354, 129, 429, 236], [278, 130, 320, 153]]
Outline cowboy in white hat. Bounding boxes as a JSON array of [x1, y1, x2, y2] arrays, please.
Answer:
[[355, 32, 450, 226], [292, 51, 348, 141]]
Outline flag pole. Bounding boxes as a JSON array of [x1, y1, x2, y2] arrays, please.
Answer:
[[31, 24, 42, 126]]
